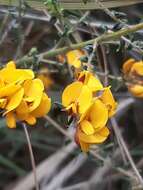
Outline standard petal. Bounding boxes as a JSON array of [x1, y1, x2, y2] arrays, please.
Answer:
[[80, 120, 94, 135], [87, 75, 103, 92], [78, 71, 103, 92], [89, 99, 108, 130], [62, 81, 83, 108], [6, 112, 16, 128], [78, 85, 93, 114], [31, 93, 51, 117]]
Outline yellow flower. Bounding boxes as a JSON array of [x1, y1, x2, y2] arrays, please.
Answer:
[[62, 71, 103, 115], [0, 61, 51, 128], [13, 80, 51, 126], [62, 69, 117, 152], [66, 50, 85, 68], [77, 99, 109, 152], [62, 81, 92, 114], [123, 59, 143, 98]]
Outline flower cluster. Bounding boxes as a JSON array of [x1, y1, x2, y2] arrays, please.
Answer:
[[123, 59, 143, 98], [0, 61, 51, 128], [62, 70, 117, 152]]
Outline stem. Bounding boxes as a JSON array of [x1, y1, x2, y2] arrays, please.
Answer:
[[17, 21, 143, 65], [23, 123, 39, 190]]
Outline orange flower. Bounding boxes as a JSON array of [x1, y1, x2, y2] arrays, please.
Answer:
[[123, 59, 143, 98]]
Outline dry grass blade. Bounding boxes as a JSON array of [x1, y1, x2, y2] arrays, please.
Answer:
[[12, 142, 76, 190], [0, 0, 143, 10], [43, 154, 87, 190]]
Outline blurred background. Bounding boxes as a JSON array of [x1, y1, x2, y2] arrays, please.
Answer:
[[0, 1, 143, 190]]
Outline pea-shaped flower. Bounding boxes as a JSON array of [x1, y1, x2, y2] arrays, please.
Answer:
[[123, 59, 143, 98], [76, 99, 109, 152], [0, 61, 51, 128], [62, 70, 117, 152]]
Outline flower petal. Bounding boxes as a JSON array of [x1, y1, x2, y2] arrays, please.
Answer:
[[89, 99, 108, 130], [5, 88, 24, 113], [87, 75, 103, 92], [6, 112, 16, 128], [16, 100, 29, 115], [122, 59, 135, 74], [62, 81, 83, 108], [0, 98, 7, 109], [100, 87, 117, 117], [6, 61, 16, 69], [78, 85, 93, 114], [80, 120, 94, 135], [79, 141, 90, 152], [31, 93, 51, 117], [130, 62, 143, 76], [98, 126, 110, 137], [78, 71, 103, 92], [66, 50, 84, 68], [0, 62, 34, 83], [78, 126, 109, 143], [129, 84, 143, 97], [25, 115, 36, 125], [24, 79, 44, 112], [0, 83, 21, 98]]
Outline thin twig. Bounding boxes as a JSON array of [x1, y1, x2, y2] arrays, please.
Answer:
[[44, 115, 73, 141], [23, 123, 39, 190], [17, 21, 143, 65], [44, 115, 137, 181], [111, 118, 143, 187]]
